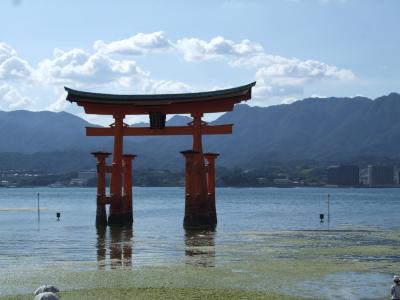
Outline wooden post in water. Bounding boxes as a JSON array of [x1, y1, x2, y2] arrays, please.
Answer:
[[327, 193, 330, 223], [37, 192, 40, 222]]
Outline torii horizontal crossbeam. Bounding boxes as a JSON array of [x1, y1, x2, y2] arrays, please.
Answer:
[[86, 124, 233, 136]]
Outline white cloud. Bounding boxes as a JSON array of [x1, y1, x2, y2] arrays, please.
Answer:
[[0, 56, 32, 80], [46, 91, 69, 112], [175, 36, 263, 61], [255, 58, 354, 85], [0, 83, 31, 110], [0, 43, 32, 81], [0, 43, 16, 63], [37, 44, 193, 117], [232, 52, 355, 104], [0, 44, 33, 111], [37, 48, 148, 87], [172, 35, 354, 104], [232, 53, 354, 81], [143, 80, 192, 94], [252, 81, 304, 106], [0, 32, 357, 117], [94, 31, 172, 56], [94, 33, 263, 62]]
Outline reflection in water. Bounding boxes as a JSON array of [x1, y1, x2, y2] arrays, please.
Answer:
[[184, 230, 216, 267], [96, 225, 133, 270], [96, 226, 106, 269]]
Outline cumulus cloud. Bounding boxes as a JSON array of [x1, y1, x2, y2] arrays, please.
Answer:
[[69, 32, 354, 105], [0, 43, 16, 62], [94, 33, 263, 62], [0, 83, 31, 110], [0, 56, 32, 80], [255, 57, 354, 84], [36, 43, 193, 114], [143, 80, 192, 94], [94, 31, 172, 56], [0, 43, 32, 81], [232, 53, 355, 80], [0, 32, 356, 115], [0, 44, 33, 111], [232, 52, 355, 103], [46, 91, 69, 112], [175, 36, 263, 61], [37, 48, 148, 87]]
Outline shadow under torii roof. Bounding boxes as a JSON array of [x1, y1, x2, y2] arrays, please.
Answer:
[[65, 82, 256, 115]]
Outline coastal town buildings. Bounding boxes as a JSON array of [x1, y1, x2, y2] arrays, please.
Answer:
[[367, 165, 394, 186], [327, 165, 360, 186]]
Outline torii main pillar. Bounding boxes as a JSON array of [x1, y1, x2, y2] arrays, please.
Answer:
[[181, 113, 218, 229], [64, 82, 255, 229]]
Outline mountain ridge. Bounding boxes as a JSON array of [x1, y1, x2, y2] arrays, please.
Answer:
[[0, 92, 399, 171]]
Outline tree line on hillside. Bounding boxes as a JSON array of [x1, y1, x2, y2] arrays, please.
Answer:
[[1, 93, 400, 170], [1, 166, 329, 188]]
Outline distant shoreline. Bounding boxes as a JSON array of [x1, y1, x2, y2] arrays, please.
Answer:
[[2, 185, 400, 189]]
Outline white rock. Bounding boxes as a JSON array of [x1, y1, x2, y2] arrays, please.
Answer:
[[33, 292, 60, 300], [34, 285, 60, 296]]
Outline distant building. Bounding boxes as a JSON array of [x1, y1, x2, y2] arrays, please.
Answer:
[[368, 165, 394, 186], [69, 178, 86, 186], [0, 180, 9, 187], [256, 177, 269, 185], [69, 169, 97, 186], [273, 177, 292, 185], [359, 168, 369, 185], [78, 169, 96, 180], [327, 165, 359, 186]]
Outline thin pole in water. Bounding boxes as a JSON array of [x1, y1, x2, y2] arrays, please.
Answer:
[[37, 192, 40, 222], [327, 193, 330, 223]]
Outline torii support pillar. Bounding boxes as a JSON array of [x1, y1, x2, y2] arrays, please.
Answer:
[[205, 153, 219, 225], [92, 151, 135, 226], [92, 151, 111, 226], [181, 150, 216, 230], [108, 115, 124, 225], [122, 154, 136, 225]]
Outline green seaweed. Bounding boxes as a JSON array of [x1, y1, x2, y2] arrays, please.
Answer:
[[0, 287, 314, 300], [0, 229, 397, 299]]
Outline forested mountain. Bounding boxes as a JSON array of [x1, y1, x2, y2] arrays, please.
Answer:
[[0, 93, 399, 172]]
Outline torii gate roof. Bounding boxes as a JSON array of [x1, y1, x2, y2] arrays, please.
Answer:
[[65, 82, 256, 115]]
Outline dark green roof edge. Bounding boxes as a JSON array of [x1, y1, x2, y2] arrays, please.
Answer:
[[65, 82, 256, 104]]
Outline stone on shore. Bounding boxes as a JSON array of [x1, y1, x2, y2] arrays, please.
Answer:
[[33, 292, 60, 300], [34, 285, 59, 296]]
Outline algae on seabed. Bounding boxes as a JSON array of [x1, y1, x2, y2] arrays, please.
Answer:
[[0, 229, 398, 299], [0, 287, 315, 300]]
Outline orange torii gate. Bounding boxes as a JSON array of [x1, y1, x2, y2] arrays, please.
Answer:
[[65, 82, 255, 229]]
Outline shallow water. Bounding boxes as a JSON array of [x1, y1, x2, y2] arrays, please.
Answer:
[[0, 187, 399, 299]]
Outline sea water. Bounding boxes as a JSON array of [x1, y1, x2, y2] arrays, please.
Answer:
[[0, 187, 399, 299]]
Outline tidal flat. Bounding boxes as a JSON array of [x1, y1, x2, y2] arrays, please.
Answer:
[[0, 288, 312, 300], [0, 229, 397, 300]]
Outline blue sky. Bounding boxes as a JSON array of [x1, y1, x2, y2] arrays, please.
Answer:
[[0, 0, 399, 124]]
